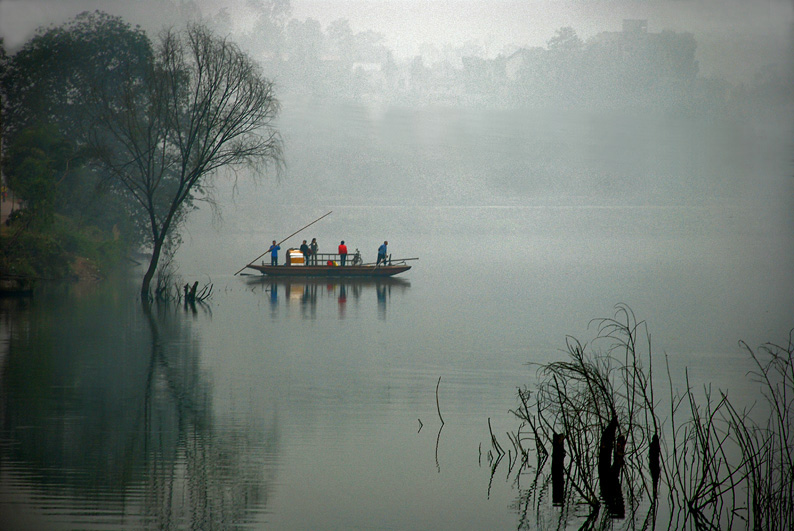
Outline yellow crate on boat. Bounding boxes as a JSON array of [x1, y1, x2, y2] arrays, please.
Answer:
[[288, 249, 304, 265]]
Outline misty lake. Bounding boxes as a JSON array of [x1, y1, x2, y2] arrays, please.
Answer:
[[2, 101, 793, 529]]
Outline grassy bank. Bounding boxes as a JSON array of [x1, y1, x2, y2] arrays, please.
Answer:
[[1, 211, 128, 282]]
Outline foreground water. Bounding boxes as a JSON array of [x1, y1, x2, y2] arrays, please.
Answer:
[[1, 104, 793, 529]]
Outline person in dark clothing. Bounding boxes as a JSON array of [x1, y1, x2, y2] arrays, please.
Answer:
[[338, 240, 348, 266], [300, 240, 310, 265], [310, 238, 319, 265]]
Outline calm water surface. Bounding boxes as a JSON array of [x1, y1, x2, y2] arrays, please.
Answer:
[[1, 105, 793, 529]]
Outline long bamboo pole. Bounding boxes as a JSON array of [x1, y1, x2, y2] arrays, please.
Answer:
[[233, 211, 332, 275]]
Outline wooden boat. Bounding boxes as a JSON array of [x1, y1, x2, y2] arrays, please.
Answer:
[[236, 228, 416, 278], [246, 263, 411, 277]]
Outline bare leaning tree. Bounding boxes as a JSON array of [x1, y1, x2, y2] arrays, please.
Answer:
[[88, 23, 283, 299]]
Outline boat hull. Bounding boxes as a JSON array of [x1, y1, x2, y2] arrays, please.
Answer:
[[246, 264, 411, 277]]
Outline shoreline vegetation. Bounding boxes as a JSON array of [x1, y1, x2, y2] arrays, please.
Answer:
[[484, 304, 793, 530], [0, 208, 128, 285], [0, 203, 211, 302], [1, 14, 283, 300]]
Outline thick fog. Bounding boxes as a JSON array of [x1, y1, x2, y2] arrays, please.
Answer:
[[1, 0, 792, 227], [3, 0, 791, 251], [2, 0, 792, 85], [289, 0, 793, 81]]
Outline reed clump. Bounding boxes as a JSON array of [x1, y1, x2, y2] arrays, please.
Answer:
[[721, 336, 794, 530], [491, 304, 793, 530], [151, 256, 213, 306]]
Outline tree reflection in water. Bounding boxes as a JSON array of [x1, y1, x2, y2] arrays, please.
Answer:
[[0, 284, 278, 530]]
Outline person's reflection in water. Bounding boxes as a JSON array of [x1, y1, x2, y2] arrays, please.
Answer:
[[269, 282, 278, 315], [309, 283, 318, 318], [300, 284, 318, 319], [338, 284, 347, 318], [376, 283, 387, 319], [301, 284, 311, 304]]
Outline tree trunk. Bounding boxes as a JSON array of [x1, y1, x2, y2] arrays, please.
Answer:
[[140, 236, 164, 300]]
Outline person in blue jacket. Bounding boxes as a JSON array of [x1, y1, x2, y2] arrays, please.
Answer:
[[268, 240, 281, 266], [376, 241, 388, 266]]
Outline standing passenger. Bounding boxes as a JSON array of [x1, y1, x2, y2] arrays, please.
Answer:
[[300, 240, 310, 265], [338, 240, 348, 266], [268, 240, 280, 266], [376, 241, 388, 266], [310, 238, 319, 265]]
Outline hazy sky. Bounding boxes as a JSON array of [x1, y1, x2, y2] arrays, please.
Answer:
[[1, 0, 792, 82], [288, 0, 792, 53]]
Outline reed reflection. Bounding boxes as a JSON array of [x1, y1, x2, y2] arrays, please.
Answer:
[[0, 283, 278, 530], [246, 276, 410, 320]]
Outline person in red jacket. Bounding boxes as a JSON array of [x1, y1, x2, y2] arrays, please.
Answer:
[[338, 240, 348, 266]]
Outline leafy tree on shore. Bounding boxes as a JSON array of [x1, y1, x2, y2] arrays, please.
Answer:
[[2, 11, 151, 141], [3, 13, 282, 292], [86, 23, 283, 299], [3, 125, 78, 227], [1, 12, 152, 245]]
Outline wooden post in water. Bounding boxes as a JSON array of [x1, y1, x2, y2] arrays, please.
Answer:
[[552, 432, 566, 506]]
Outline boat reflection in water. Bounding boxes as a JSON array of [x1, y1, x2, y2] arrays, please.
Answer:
[[246, 276, 410, 320]]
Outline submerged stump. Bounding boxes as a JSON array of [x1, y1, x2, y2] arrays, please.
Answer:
[[598, 416, 625, 518], [551, 432, 566, 506], [649, 433, 660, 494]]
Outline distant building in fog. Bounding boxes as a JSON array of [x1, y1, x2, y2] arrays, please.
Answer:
[[588, 19, 698, 83], [501, 19, 705, 108], [505, 47, 545, 81]]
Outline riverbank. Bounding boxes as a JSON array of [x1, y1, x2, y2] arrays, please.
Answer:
[[1, 208, 125, 284]]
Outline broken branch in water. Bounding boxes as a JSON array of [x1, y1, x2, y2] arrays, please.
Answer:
[[436, 376, 444, 425]]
